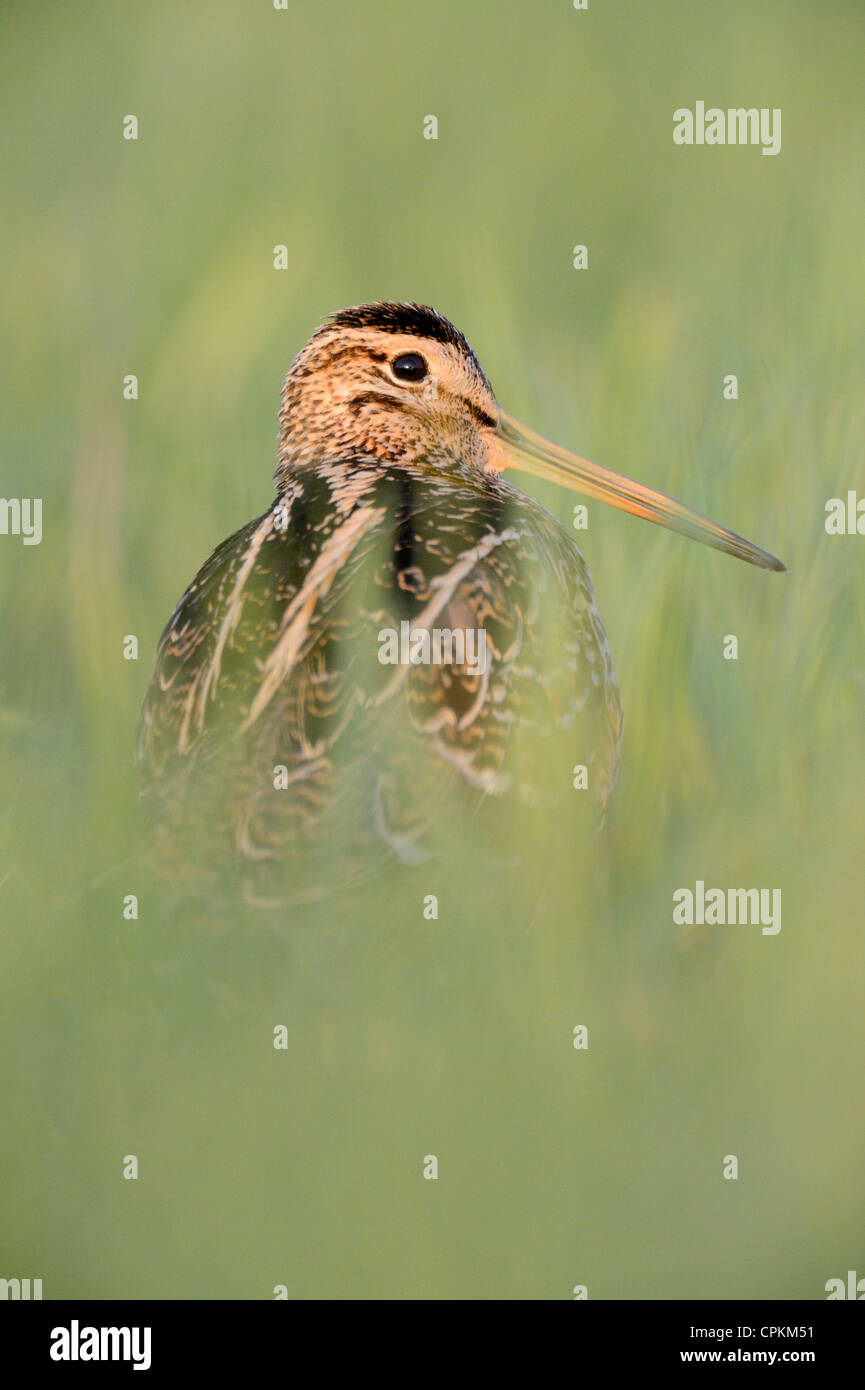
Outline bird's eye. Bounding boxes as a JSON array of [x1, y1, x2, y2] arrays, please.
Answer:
[[390, 352, 428, 383]]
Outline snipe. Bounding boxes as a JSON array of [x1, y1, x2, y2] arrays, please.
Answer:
[[138, 302, 783, 903]]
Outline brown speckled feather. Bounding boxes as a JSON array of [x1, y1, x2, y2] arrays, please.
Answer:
[[138, 305, 625, 904], [139, 459, 621, 902]]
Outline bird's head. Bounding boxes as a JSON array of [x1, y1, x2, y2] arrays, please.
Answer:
[[277, 301, 785, 572], [277, 301, 499, 475]]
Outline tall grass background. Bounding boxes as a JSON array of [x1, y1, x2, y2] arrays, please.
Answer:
[[1, 0, 863, 1298]]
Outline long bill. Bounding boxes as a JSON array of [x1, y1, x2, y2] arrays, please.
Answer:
[[489, 408, 786, 573]]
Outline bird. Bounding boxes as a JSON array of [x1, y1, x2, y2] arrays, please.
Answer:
[[137, 302, 784, 906]]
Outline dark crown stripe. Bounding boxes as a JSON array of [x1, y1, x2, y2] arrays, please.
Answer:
[[324, 302, 485, 377]]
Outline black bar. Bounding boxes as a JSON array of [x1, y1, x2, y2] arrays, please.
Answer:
[[3, 1299, 859, 1374]]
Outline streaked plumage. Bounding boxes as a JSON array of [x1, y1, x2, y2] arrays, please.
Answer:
[[138, 302, 782, 903]]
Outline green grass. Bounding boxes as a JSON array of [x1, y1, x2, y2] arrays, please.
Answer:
[[1, 0, 864, 1298]]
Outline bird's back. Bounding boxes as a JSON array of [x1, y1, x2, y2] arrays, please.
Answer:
[[138, 456, 622, 904]]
